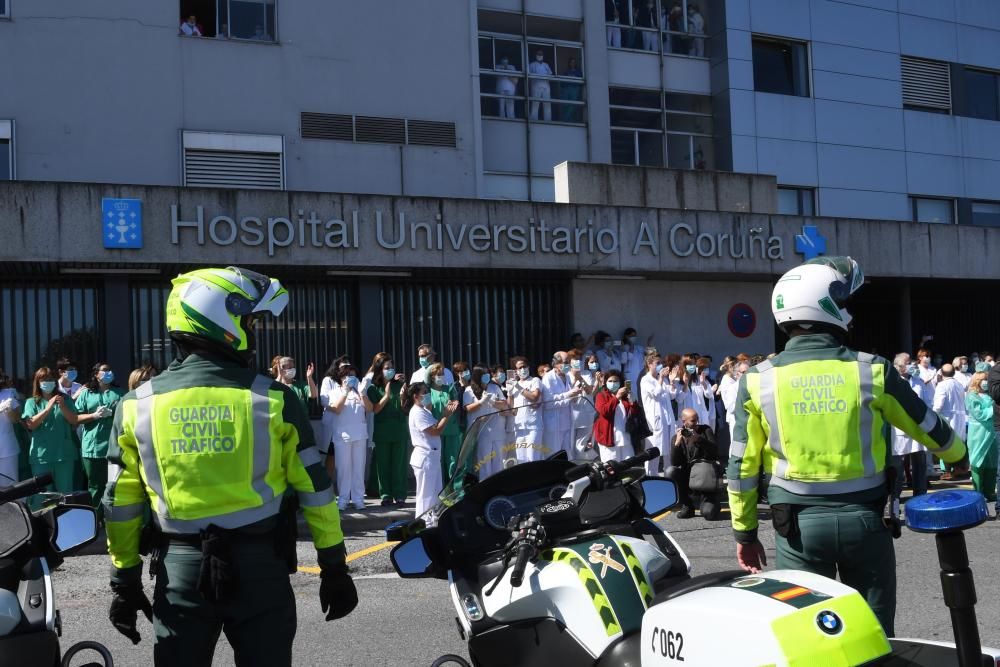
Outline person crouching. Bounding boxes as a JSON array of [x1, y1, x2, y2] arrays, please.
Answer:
[[666, 408, 721, 520]]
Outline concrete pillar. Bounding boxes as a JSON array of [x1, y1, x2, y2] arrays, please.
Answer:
[[103, 276, 132, 379], [357, 278, 382, 367], [899, 279, 912, 353]]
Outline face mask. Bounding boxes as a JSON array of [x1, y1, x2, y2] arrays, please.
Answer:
[[496, 372, 507, 384], [588, 362, 599, 371], [908, 365, 919, 377], [420, 393, 432, 407], [433, 375, 445, 387], [607, 381, 621, 392], [561, 364, 571, 374], [685, 365, 697, 374], [99, 371, 114, 384], [419, 357, 431, 369], [655, 364, 664, 375], [40, 381, 56, 394], [384, 368, 396, 381], [536, 55, 543, 61], [960, 365, 968, 373], [345, 376, 358, 389], [628, 336, 638, 345], [481, 374, 492, 385], [517, 367, 529, 379], [66, 370, 78, 382], [283, 368, 297, 380], [571, 360, 582, 370], [603, 341, 613, 350], [461, 370, 471, 381], [980, 380, 989, 391]]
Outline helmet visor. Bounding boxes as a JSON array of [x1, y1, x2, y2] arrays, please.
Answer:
[[805, 256, 864, 300]]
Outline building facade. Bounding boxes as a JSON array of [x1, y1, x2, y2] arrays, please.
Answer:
[[0, 1, 998, 389]]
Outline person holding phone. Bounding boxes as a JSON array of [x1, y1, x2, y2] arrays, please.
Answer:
[[367, 357, 409, 506], [594, 369, 634, 462], [463, 365, 509, 479], [509, 356, 543, 463], [327, 363, 373, 511], [640, 353, 678, 478], [568, 350, 599, 459]]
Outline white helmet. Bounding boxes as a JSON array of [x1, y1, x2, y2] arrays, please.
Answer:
[[771, 256, 865, 334]]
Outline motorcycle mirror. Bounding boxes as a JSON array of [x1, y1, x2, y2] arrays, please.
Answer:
[[0, 502, 33, 558], [390, 535, 434, 578], [51, 505, 98, 555], [640, 478, 679, 517]]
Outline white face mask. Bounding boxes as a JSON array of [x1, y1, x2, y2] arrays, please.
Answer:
[[517, 367, 529, 379], [536, 55, 543, 61], [283, 368, 297, 380]]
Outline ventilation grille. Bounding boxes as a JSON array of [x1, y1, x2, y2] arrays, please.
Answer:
[[406, 120, 457, 147], [901, 56, 952, 111], [300, 112, 457, 148], [301, 112, 353, 141], [183, 149, 283, 190]]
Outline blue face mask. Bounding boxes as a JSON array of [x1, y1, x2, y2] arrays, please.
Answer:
[[66, 370, 78, 382], [685, 365, 697, 374], [99, 370, 114, 384], [561, 364, 571, 374], [418, 357, 431, 369], [907, 365, 920, 378], [981, 380, 989, 392], [588, 362, 599, 371], [481, 374, 492, 385], [420, 393, 432, 407], [461, 370, 471, 380], [655, 363, 664, 375], [40, 381, 56, 394], [384, 368, 396, 381], [345, 376, 358, 389], [495, 372, 507, 384], [607, 381, 621, 392], [571, 360, 582, 370]]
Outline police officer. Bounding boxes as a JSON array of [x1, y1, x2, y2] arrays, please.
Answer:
[[103, 267, 357, 666], [727, 256, 966, 636]]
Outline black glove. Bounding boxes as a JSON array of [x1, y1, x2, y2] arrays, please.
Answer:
[[319, 564, 358, 621], [109, 581, 153, 645]]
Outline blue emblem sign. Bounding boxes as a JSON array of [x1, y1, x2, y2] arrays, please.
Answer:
[[816, 610, 842, 635], [794, 224, 826, 260], [102, 198, 143, 249], [727, 303, 756, 339]]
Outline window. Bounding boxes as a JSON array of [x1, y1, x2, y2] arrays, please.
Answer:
[[0, 1, 7, 18], [900, 56, 952, 113], [478, 10, 586, 125], [609, 88, 712, 169], [752, 37, 810, 97], [179, 0, 276, 41], [182, 131, 284, 190], [971, 201, 1000, 227], [910, 196, 954, 224], [962, 68, 999, 121], [605, 0, 710, 58], [777, 187, 815, 216], [0, 120, 11, 181]]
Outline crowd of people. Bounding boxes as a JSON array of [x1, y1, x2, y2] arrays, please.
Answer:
[[2, 338, 996, 525], [605, 0, 707, 56]]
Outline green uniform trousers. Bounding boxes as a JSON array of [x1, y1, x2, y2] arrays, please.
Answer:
[[440, 433, 462, 487], [375, 438, 408, 501], [81, 457, 107, 521], [30, 461, 76, 494], [774, 503, 895, 637], [972, 445, 998, 503], [152, 541, 296, 667]]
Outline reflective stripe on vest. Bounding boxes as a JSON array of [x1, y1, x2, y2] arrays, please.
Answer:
[[857, 353, 876, 478], [134, 374, 276, 530], [757, 365, 788, 479]]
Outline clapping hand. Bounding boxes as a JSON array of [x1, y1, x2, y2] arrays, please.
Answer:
[[306, 362, 315, 380]]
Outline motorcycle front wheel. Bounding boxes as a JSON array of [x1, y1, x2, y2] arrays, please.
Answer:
[[431, 654, 472, 667]]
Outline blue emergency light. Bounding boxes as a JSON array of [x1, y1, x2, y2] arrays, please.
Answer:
[[905, 489, 988, 533]]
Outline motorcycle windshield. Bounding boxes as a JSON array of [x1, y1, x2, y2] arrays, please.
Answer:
[[430, 389, 602, 514]]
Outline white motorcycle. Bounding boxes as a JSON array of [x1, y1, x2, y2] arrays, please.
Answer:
[[389, 401, 1000, 667], [0, 472, 112, 667]]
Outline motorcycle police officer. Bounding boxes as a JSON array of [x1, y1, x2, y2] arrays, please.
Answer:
[[727, 256, 966, 636], [103, 267, 357, 665]]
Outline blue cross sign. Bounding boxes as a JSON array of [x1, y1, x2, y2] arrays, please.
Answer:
[[102, 198, 143, 249], [794, 225, 826, 260]]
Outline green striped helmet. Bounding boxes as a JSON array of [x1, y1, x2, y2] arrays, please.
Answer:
[[166, 267, 288, 353]]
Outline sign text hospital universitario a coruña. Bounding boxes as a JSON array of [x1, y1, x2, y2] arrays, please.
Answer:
[[169, 205, 786, 260]]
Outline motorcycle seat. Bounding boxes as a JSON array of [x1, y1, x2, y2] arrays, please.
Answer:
[[649, 570, 745, 607]]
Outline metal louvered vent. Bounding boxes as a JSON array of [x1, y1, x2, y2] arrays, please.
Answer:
[[901, 56, 952, 111], [406, 120, 457, 148], [183, 149, 283, 190], [301, 112, 354, 141], [355, 116, 406, 144]]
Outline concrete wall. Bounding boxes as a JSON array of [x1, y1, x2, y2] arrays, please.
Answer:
[[2, 180, 999, 281], [572, 278, 776, 362], [713, 0, 1000, 219], [0, 2, 478, 198]]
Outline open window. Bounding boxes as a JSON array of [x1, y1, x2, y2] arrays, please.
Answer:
[[0, 120, 12, 180], [179, 0, 276, 41]]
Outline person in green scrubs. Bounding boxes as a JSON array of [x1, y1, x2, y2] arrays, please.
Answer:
[[429, 363, 462, 484], [22, 367, 79, 493], [273, 356, 317, 414], [74, 362, 125, 521], [367, 356, 408, 506]]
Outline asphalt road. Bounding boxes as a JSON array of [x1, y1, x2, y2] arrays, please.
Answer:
[[53, 484, 1000, 667]]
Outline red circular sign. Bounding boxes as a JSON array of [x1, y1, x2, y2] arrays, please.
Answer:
[[728, 303, 756, 339]]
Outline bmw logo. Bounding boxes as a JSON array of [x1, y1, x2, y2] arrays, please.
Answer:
[[816, 610, 843, 635]]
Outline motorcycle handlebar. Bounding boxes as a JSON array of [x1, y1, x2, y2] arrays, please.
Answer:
[[509, 541, 534, 588], [565, 448, 661, 484], [0, 473, 53, 504]]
